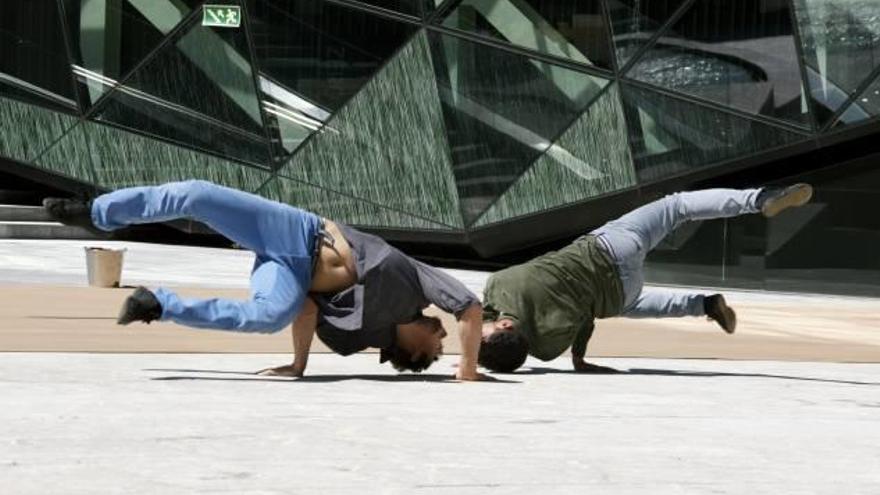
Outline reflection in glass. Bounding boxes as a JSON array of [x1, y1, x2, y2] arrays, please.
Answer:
[[265, 177, 452, 231], [793, 0, 880, 126], [831, 72, 880, 128], [97, 90, 270, 167], [854, 76, 880, 116], [644, 219, 726, 288], [473, 84, 637, 227], [95, 16, 270, 166], [621, 83, 807, 183], [604, 0, 688, 68], [347, 0, 434, 18], [260, 76, 329, 156], [441, 0, 614, 70], [277, 32, 463, 228], [627, 0, 812, 127], [429, 31, 608, 224], [0, 0, 77, 111], [246, 0, 418, 159], [646, 159, 880, 297], [62, 0, 198, 106]]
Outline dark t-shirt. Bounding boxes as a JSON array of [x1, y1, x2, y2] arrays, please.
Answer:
[[313, 223, 479, 355], [482, 235, 624, 361]]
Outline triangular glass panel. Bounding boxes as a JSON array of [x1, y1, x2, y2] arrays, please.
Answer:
[[829, 73, 880, 129], [0, 95, 82, 172], [0, 0, 79, 113], [428, 30, 609, 225], [94, 14, 271, 167], [0, 81, 78, 115], [793, 0, 880, 127], [621, 83, 808, 184], [605, 0, 690, 69], [62, 0, 200, 107], [474, 84, 637, 227], [245, 0, 419, 165], [277, 31, 463, 228], [441, 0, 614, 71], [263, 177, 453, 231], [626, 0, 813, 128], [38, 118, 269, 191]]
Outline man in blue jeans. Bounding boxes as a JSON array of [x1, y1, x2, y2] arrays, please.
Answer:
[[44, 180, 484, 380], [477, 184, 814, 373]]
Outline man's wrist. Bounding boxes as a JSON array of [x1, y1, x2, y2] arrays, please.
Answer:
[[458, 357, 478, 370]]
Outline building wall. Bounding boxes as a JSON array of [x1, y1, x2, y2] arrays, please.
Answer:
[[1, 0, 879, 295]]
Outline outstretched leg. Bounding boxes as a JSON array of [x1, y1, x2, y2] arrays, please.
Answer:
[[48, 181, 322, 332], [126, 258, 310, 333], [90, 180, 321, 258], [619, 287, 706, 319], [592, 188, 760, 309], [592, 184, 811, 311], [595, 188, 761, 259], [621, 288, 736, 333]]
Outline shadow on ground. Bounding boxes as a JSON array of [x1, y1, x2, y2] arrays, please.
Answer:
[[145, 368, 519, 384], [517, 367, 880, 386], [143, 366, 879, 386]]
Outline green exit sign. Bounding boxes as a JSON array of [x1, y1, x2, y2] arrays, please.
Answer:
[[203, 5, 241, 28]]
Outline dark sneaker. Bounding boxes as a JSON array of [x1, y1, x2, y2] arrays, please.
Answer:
[[757, 183, 813, 218], [117, 287, 163, 325], [704, 294, 736, 334], [42, 197, 99, 232]]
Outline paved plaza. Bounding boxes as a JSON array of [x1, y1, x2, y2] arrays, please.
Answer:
[[1, 353, 879, 494], [1, 239, 878, 494]]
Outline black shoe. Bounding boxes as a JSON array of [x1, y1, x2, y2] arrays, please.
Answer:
[[42, 197, 99, 232], [117, 287, 163, 325], [704, 294, 736, 334], [756, 183, 813, 218]]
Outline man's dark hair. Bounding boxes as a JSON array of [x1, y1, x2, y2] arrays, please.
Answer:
[[380, 343, 437, 372], [379, 316, 443, 373], [478, 330, 529, 372]]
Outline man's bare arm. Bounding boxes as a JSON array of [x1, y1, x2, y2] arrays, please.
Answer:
[[571, 320, 618, 373], [257, 298, 318, 377], [454, 303, 485, 381]]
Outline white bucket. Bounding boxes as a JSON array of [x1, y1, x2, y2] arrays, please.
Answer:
[[84, 247, 126, 288]]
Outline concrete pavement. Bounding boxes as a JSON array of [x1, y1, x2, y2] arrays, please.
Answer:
[[1, 353, 879, 494], [2, 239, 880, 494]]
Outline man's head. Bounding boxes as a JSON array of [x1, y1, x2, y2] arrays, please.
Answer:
[[478, 318, 529, 373], [383, 316, 447, 372]]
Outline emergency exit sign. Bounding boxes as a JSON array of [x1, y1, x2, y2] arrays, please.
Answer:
[[203, 5, 241, 28]]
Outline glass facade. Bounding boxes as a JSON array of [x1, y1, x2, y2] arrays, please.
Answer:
[[1, 0, 78, 112], [1, 0, 879, 296], [441, 0, 615, 71], [645, 155, 880, 297], [626, 0, 812, 127]]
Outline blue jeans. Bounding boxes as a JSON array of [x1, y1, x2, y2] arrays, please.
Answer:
[[591, 188, 761, 318], [91, 180, 321, 333]]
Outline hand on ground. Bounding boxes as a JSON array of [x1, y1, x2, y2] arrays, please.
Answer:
[[572, 359, 620, 374], [453, 369, 489, 382], [256, 363, 304, 377]]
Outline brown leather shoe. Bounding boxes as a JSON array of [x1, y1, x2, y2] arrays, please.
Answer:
[[704, 294, 736, 334], [757, 183, 813, 218]]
